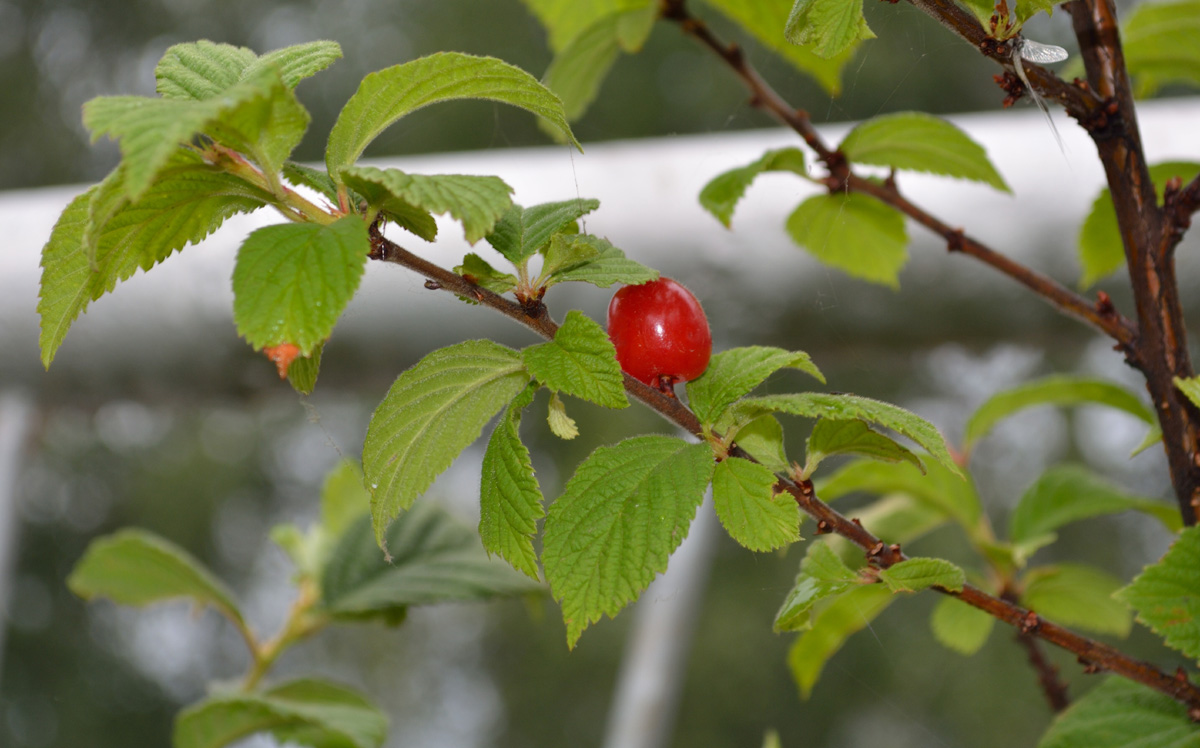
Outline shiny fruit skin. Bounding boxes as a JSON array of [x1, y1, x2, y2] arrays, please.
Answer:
[[607, 277, 712, 389]]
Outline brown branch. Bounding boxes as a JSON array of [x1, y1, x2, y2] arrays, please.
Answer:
[[1016, 633, 1071, 713]]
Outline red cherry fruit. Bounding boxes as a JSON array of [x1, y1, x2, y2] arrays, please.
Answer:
[[607, 277, 712, 392]]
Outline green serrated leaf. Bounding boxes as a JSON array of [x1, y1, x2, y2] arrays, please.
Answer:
[[232, 216, 369, 354], [732, 414, 790, 473], [1009, 465, 1181, 546], [156, 40, 342, 101], [39, 152, 271, 368], [480, 386, 544, 580], [454, 253, 519, 295], [788, 584, 894, 698], [287, 342, 323, 396], [1124, 0, 1200, 97], [804, 418, 923, 478], [362, 340, 529, 547], [1078, 162, 1200, 287], [712, 457, 799, 552], [327, 53, 580, 179], [839, 112, 1009, 192], [774, 541, 861, 632], [1038, 677, 1200, 748], [1021, 563, 1130, 637], [174, 678, 387, 748], [699, 0, 853, 94], [816, 459, 981, 531], [931, 596, 995, 656], [547, 392, 580, 440], [786, 192, 908, 288], [523, 310, 628, 408], [784, 0, 875, 59], [542, 436, 715, 648], [68, 529, 243, 626], [1115, 525, 1200, 662], [686, 346, 825, 426], [487, 199, 600, 266], [322, 502, 541, 621], [700, 148, 808, 228], [340, 166, 513, 244], [878, 557, 964, 593], [283, 161, 343, 205], [545, 235, 658, 288], [736, 392, 961, 477]]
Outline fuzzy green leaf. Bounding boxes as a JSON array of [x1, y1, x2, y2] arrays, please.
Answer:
[[547, 392, 580, 439], [804, 418, 923, 477], [712, 457, 799, 552], [1078, 162, 1200, 287], [1037, 678, 1200, 748], [839, 112, 1009, 192], [784, 0, 874, 59], [523, 310, 628, 408], [362, 340, 530, 546], [322, 502, 541, 622], [544, 234, 657, 288], [774, 541, 861, 632], [686, 346, 825, 426], [486, 199, 600, 266], [454, 253, 519, 295], [521, 0, 653, 51], [786, 192, 908, 288], [232, 216, 369, 354], [480, 386, 545, 580], [156, 40, 342, 101], [1115, 525, 1200, 662], [542, 436, 715, 648], [700, 148, 808, 228], [878, 557, 964, 593], [174, 678, 386, 748], [732, 414, 790, 473], [327, 53, 579, 178], [340, 166, 513, 244], [1021, 563, 1130, 637], [1010, 465, 1181, 547], [38, 153, 271, 367], [68, 529, 243, 626], [283, 161, 343, 204], [787, 584, 894, 698], [1124, 0, 1200, 96], [930, 597, 995, 656], [287, 343, 322, 396]]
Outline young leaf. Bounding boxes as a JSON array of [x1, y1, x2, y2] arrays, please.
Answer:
[[1123, 0, 1200, 96], [1115, 525, 1200, 662], [156, 40, 342, 100], [803, 418, 923, 477], [326, 52, 580, 178], [786, 192, 908, 288], [454, 253, 519, 295], [712, 457, 799, 552], [784, 0, 875, 60], [544, 235, 658, 288], [547, 392, 580, 439], [486, 199, 600, 265], [232, 215, 370, 354], [1078, 162, 1200, 287], [174, 678, 387, 748], [282, 161, 344, 205], [774, 541, 861, 632], [480, 386, 544, 580], [787, 584, 894, 698], [1037, 678, 1200, 748], [686, 346, 825, 426], [339, 166, 514, 244], [838, 112, 1010, 192], [1009, 465, 1181, 547], [1020, 564, 1131, 637], [520, 0, 653, 52], [522, 310, 629, 409], [930, 597, 995, 656], [732, 414, 790, 473], [736, 392, 961, 477], [541, 436, 715, 648], [699, 148, 808, 228], [877, 557, 965, 593], [965, 374, 1160, 452], [287, 342, 322, 396], [322, 502, 541, 621], [1178, 375, 1200, 410], [362, 340, 530, 546], [39, 153, 271, 367], [817, 459, 981, 531], [68, 529, 243, 626]]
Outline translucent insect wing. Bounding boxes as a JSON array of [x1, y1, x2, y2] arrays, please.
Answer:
[[1019, 39, 1069, 64]]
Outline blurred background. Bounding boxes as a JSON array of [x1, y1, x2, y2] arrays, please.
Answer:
[[3, 1, 1200, 747]]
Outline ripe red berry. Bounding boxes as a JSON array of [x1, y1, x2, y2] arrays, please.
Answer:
[[607, 277, 712, 392]]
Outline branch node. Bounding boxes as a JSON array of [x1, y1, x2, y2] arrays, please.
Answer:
[[1095, 290, 1116, 317], [816, 519, 833, 534], [1020, 610, 1041, 634], [946, 228, 966, 253], [424, 279, 441, 291]]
